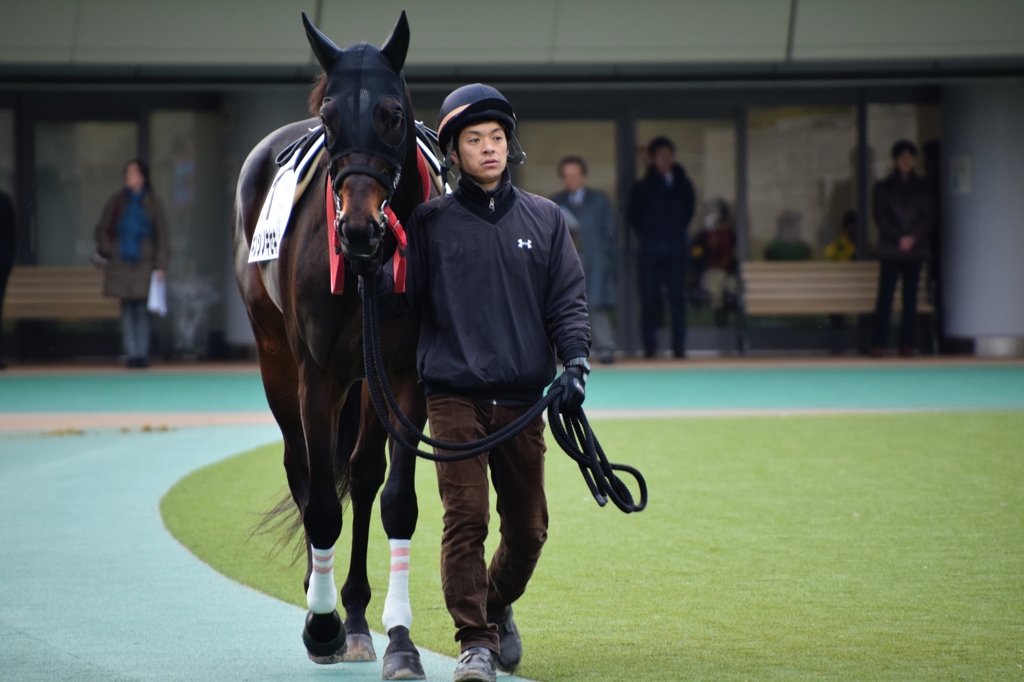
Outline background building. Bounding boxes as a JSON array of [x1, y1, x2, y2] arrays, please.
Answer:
[[1, 0, 1022, 357]]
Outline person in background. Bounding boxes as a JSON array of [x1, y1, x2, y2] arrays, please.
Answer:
[[690, 198, 737, 325], [94, 159, 169, 369], [628, 136, 695, 358], [871, 140, 935, 357], [0, 188, 15, 369], [763, 210, 812, 261], [551, 155, 617, 364], [825, 209, 858, 261]]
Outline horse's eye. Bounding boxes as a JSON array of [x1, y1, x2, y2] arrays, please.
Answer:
[[320, 99, 342, 140], [373, 97, 404, 147]]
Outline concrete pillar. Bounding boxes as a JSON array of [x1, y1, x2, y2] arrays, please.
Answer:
[[942, 80, 1024, 356]]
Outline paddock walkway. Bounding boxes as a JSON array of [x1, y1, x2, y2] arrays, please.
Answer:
[[2, 358, 1023, 431], [1, 359, 1022, 681]]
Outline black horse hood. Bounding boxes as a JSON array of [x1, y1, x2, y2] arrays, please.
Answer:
[[302, 11, 410, 174]]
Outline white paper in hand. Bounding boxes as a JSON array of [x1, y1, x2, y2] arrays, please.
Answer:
[[147, 271, 167, 317]]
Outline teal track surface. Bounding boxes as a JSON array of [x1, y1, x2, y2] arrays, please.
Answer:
[[2, 364, 1024, 413], [1, 363, 1022, 681], [0, 372, 270, 413], [0, 425, 527, 682]]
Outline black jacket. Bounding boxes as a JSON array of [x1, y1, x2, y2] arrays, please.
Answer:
[[379, 170, 590, 403], [627, 164, 695, 247], [873, 171, 935, 261]]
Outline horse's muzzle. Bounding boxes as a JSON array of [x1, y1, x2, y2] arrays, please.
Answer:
[[337, 217, 385, 276]]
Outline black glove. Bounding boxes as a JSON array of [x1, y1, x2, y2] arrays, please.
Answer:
[[554, 366, 587, 415]]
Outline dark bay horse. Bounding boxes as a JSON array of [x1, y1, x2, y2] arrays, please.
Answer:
[[232, 12, 431, 679]]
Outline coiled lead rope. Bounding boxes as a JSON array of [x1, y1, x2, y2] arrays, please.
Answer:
[[359, 274, 647, 513]]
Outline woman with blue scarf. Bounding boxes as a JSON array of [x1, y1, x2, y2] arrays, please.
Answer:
[[94, 159, 169, 368]]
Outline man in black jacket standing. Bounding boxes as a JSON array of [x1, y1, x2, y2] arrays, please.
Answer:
[[871, 140, 935, 357], [628, 137, 695, 358], [378, 84, 589, 682]]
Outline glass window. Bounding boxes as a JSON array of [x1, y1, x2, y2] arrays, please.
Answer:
[[149, 110, 226, 351], [746, 106, 857, 261], [34, 121, 138, 266], [513, 120, 617, 206], [149, 111, 225, 282]]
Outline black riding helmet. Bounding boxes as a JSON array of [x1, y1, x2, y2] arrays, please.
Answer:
[[436, 83, 526, 165]]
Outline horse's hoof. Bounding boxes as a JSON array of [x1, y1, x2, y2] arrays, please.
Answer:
[[343, 632, 377, 662], [302, 610, 347, 664], [382, 650, 426, 680]]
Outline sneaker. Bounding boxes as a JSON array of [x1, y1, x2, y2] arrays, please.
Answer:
[[489, 606, 522, 673], [453, 647, 496, 682]]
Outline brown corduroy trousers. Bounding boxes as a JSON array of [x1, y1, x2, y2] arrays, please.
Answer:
[[426, 394, 549, 654]]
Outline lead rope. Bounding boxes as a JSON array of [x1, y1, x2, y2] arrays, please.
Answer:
[[359, 274, 648, 514]]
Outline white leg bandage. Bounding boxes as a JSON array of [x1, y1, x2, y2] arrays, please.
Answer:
[[306, 544, 337, 614], [381, 539, 412, 631]]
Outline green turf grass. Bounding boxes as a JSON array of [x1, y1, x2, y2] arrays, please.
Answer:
[[162, 412, 1024, 680]]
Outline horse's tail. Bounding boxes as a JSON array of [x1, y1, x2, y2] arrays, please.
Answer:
[[253, 381, 361, 562]]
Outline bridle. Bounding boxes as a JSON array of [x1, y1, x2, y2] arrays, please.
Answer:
[[329, 162, 402, 256]]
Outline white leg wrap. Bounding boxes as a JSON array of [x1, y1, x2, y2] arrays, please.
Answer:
[[381, 539, 413, 631], [306, 544, 337, 614]]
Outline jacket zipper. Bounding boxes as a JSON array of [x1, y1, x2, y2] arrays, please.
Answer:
[[489, 197, 495, 212]]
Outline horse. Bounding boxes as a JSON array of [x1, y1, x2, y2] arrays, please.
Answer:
[[232, 12, 433, 680]]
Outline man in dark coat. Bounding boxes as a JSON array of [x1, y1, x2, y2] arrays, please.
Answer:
[[628, 136, 695, 358], [0, 188, 15, 369], [871, 140, 935, 356], [551, 155, 617, 363]]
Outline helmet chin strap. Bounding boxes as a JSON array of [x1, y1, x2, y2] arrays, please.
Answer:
[[507, 130, 527, 165]]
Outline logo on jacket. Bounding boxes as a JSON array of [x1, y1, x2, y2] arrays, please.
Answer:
[[517, 239, 532, 249]]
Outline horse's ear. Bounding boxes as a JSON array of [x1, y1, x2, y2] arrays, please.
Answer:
[[302, 11, 341, 74], [380, 11, 410, 72]]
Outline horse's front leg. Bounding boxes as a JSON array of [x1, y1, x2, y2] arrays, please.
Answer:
[[297, 358, 348, 664], [379, 370, 427, 681], [338, 380, 388, 662]]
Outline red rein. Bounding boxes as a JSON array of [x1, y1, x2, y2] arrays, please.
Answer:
[[326, 149, 432, 295]]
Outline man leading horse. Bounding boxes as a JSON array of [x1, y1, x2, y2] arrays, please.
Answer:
[[374, 84, 591, 682]]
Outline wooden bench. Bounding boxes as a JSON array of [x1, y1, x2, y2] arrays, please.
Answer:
[[2, 266, 120, 321], [739, 261, 935, 352]]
